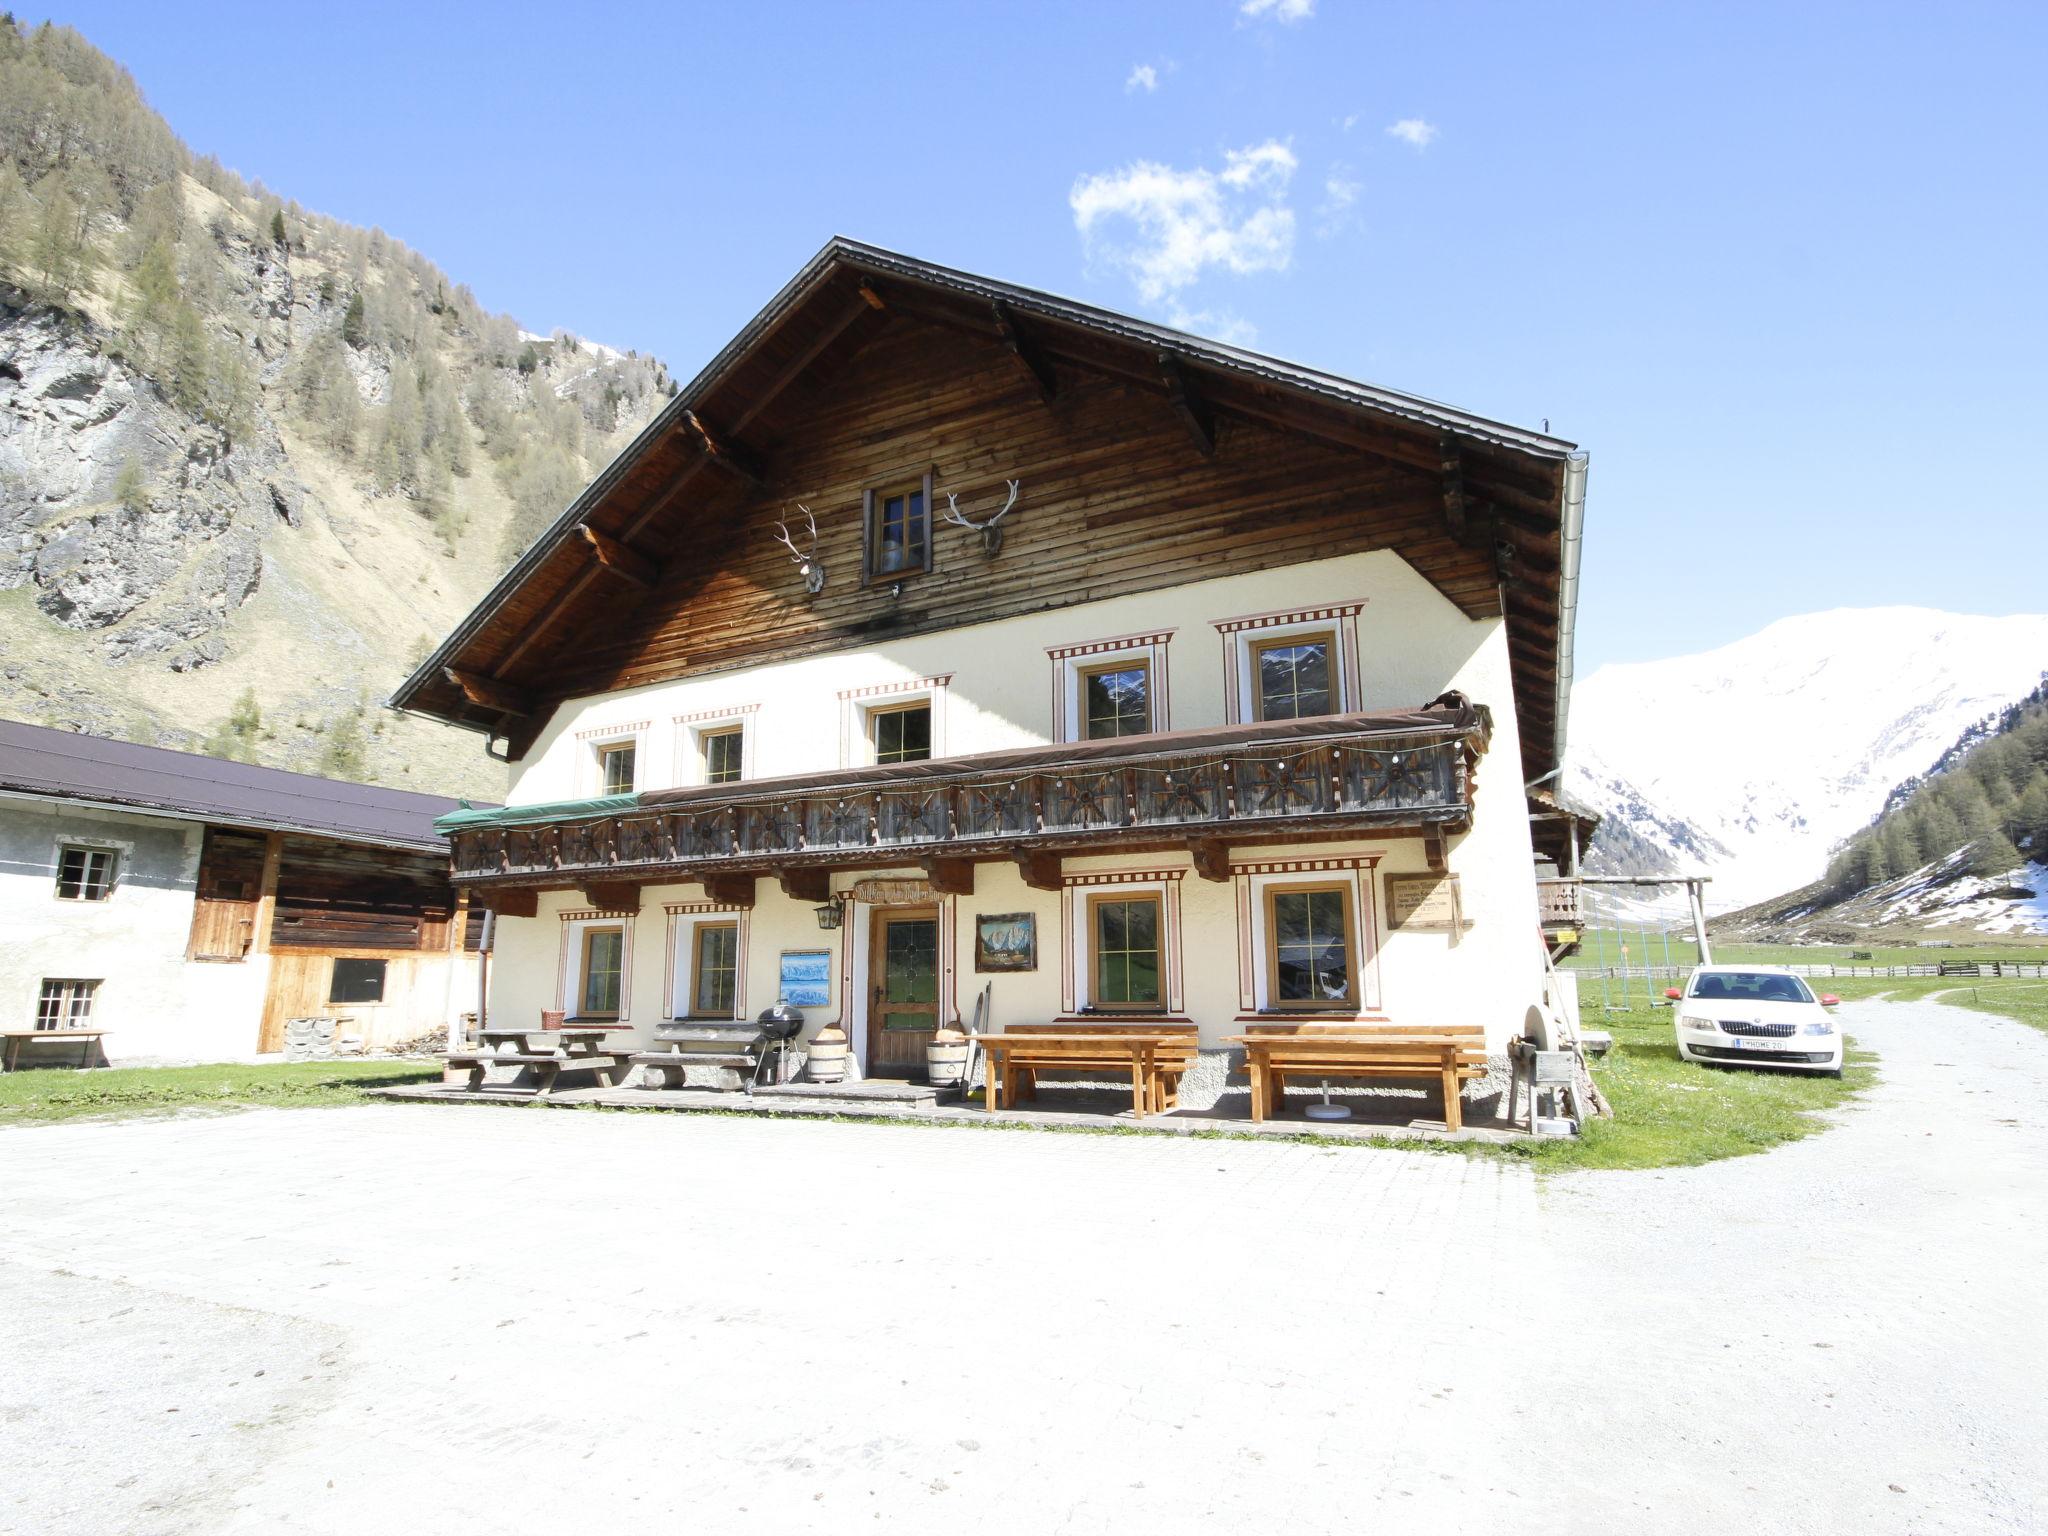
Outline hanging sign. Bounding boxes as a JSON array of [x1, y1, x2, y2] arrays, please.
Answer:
[[778, 950, 833, 1007], [850, 878, 934, 905]]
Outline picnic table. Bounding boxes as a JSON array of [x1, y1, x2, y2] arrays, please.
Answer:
[[1227, 1024, 1487, 1131], [973, 1023, 1198, 1118], [444, 1023, 630, 1097], [1, 1029, 107, 1072]]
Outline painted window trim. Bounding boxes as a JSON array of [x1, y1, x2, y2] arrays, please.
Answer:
[[558, 909, 635, 1022], [576, 721, 650, 797], [837, 675, 952, 768], [673, 704, 760, 787], [663, 900, 751, 1022], [1231, 855, 1384, 1018], [1057, 868, 1186, 1018], [1047, 630, 1174, 743], [1259, 879, 1362, 1011], [1210, 603, 1365, 725]]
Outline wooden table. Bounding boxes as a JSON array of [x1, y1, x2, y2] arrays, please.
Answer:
[[972, 1032, 1164, 1118], [1226, 1029, 1485, 1131], [1, 1029, 107, 1072], [446, 1025, 629, 1097]]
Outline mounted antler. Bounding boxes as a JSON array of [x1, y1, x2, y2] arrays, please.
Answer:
[[943, 479, 1021, 557], [772, 505, 826, 596]]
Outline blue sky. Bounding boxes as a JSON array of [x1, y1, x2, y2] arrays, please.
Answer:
[[50, 0, 2048, 675]]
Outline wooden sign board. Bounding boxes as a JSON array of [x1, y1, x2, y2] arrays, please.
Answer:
[[850, 877, 934, 905], [1386, 873, 1468, 932]]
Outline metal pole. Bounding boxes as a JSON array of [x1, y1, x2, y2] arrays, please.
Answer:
[[1687, 880, 1714, 966]]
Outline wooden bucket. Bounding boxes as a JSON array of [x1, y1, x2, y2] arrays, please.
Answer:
[[808, 1038, 850, 1083], [925, 1040, 970, 1087]]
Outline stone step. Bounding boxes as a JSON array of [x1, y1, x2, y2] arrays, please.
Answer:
[[749, 1080, 941, 1107]]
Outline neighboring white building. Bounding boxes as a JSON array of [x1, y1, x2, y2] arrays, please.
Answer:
[[394, 241, 1588, 1088], [0, 720, 482, 1065]]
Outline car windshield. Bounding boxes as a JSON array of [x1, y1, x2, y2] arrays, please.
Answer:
[[1689, 971, 1815, 1004]]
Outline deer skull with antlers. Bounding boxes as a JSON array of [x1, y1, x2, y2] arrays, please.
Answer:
[[943, 479, 1021, 558], [772, 505, 826, 596]]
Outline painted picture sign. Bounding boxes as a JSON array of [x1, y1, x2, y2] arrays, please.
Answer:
[[778, 949, 833, 1007], [974, 912, 1038, 972], [1385, 873, 1467, 932]]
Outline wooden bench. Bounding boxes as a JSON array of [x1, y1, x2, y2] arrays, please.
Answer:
[[443, 1051, 619, 1098], [1, 1029, 107, 1072], [975, 1022, 1200, 1117], [1226, 1023, 1489, 1131], [629, 1024, 767, 1090]]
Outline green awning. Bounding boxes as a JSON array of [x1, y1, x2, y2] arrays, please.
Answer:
[[434, 793, 640, 835]]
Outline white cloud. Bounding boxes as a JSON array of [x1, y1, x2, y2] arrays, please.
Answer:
[[1339, 112, 1360, 132], [1240, 0, 1314, 22], [1165, 303, 1259, 346], [1386, 117, 1439, 150], [1070, 139, 1299, 304], [1125, 63, 1158, 93], [1315, 165, 1362, 237]]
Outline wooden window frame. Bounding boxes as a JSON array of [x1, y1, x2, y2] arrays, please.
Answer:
[[1249, 629, 1339, 723], [869, 700, 934, 765], [35, 978, 99, 1029], [327, 957, 389, 1006], [54, 844, 117, 902], [1261, 880, 1360, 1011], [688, 920, 741, 1019], [701, 727, 744, 787], [860, 472, 935, 586], [597, 742, 638, 797], [1085, 891, 1166, 1013], [1077, 658, 1153, 742], [577, 924, 627, 1020]]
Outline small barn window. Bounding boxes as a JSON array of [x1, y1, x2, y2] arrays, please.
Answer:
[[862, 475, 933, 583], [328, 958, 388, 1005], [36, 978, 99, 1029], [55, 845, 117, 901]]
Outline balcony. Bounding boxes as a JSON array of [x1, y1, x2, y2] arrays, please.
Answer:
[[438, 702, 1490, 895]]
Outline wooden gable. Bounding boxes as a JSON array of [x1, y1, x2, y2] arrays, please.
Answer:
[[398, 241, 1578, 778]]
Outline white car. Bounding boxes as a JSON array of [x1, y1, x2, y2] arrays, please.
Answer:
[[1667, 965, 1844, 1077]]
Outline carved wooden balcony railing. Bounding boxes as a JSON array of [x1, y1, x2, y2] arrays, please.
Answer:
[[441, 707, 1488, 889]]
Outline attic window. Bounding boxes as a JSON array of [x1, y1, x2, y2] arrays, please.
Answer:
[[862, 473, 934, 584]]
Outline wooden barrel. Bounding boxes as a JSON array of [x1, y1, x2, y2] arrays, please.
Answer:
[[807, 1039, 850, 1082], [925, 1040, 970, 1087]]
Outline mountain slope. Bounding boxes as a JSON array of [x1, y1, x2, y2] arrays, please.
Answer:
[[1567, 608, 2048, 908], [0, 20, 671, 798]]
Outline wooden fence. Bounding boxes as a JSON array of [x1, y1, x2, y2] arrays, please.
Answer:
[[1565, 961, 2048, 981]]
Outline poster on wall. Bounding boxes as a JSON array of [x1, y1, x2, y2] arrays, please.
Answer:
[[778, 950, 833, 1007], [1385, 873, 1468, 932], [974, 912, 1037, 972]]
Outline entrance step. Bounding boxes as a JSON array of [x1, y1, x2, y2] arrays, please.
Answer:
[[750, 1080, 941, 1108]]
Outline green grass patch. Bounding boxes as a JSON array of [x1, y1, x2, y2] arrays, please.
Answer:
[[1565, 929, 2048, 973], [0, 1060, 441, 1126], [1937, 981, 2048, 1036]]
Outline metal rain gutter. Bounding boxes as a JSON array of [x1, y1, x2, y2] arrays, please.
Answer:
[[1551, 451, 1589, 775]]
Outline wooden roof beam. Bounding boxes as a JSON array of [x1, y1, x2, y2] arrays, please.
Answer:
[[442, 667, 531, 718], [726, 291, 880, 438], [1012, 850, 1063, 892], [1158, 352, 1215, 456], [991, 299, 1057, 404], [577, 525, 657, 588], [1440, 437, 1468, 543], [680, 409, 765, 488]]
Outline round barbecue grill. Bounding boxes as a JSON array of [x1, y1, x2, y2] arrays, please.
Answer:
[[747, 1000, 807, 1091]]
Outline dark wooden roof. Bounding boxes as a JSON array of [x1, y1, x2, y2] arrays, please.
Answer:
[[392, 238, 1585, 780], [0, 717, 477, 852]]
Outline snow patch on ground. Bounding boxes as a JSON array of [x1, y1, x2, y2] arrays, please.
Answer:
[[1874, 856, 2048, 934]]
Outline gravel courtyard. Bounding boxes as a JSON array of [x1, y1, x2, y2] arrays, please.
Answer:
[[3, 997, 2043, 1536]]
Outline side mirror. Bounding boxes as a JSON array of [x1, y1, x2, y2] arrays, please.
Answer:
[[1819, 994, 1840, 1008], [1664, 987, 1683, 1001]]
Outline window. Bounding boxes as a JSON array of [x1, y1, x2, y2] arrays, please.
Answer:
[[36, 979, 98, 1030], [1263, 884, 1357, 1008], [598, 743, 637, 796], [1088, 894, 1163, 1010], [871, 703, 932, 765], [54, 845, 117, 901], [689, 922, 740, 1018], [579, 926, 626, 1018], [1251, 632, 1335, 721], [1080, 662, 1151, 740], [863, 476, 932, 582], [328, 958, 388, 1005], [703, 728, 744, 786]]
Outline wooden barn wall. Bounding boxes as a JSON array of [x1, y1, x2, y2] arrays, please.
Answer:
[[532, 319, 1483, 703], [269, 837, 455, 952]]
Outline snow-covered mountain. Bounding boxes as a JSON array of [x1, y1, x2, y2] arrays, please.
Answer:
[[1566, 608, 2048, 909]]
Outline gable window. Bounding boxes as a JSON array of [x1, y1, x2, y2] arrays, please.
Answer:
[[36, 978, 98, 1029], [703, 728, 744, 786], [1251, 632, 1335, 721], [1088, 894, 1163, 1011], [598, 743, 638, 796], [328, 958, 388, 1006], [871, 703, 932, 765], [577, 925, 626, 1019], [689, 922, 741, 1018], [862, 474, 933, 583], [1080, 662, 1152, 740], [1263, 883, 1357, 1008], [55, 845, 117, 902]]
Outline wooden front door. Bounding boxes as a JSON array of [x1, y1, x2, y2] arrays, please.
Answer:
[[867, 907, 939, 1075]]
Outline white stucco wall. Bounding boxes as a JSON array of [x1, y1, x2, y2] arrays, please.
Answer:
[[483, 549, 1548, 1054]]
